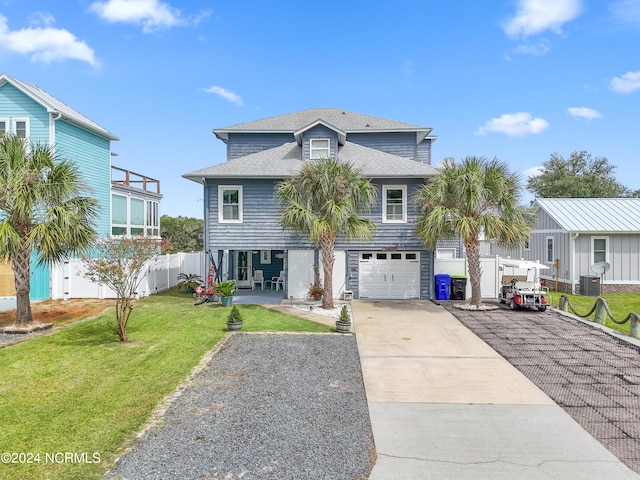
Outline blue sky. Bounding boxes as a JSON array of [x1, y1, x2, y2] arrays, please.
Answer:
[[1, 0, 639, 218]]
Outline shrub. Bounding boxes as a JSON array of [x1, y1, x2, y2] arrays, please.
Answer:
[[227, 305, 243, 323], [338, 305, 351, 324]]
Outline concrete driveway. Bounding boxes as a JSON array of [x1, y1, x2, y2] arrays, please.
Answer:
[[352, 300, 640, 480]]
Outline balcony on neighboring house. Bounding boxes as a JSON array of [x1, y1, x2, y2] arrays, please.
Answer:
[[111, 165, 161, 194]]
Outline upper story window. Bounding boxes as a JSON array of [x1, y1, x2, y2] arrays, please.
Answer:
[[219, 185, 243, 223], [592, 237, 608, 264], [13, 118, 29, 139], [383, 185, 407, 223], [310, 139, 330, 159], [112, 194, 160, 237]]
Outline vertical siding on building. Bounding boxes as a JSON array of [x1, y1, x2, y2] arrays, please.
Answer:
[[55, 120, 112, 236]]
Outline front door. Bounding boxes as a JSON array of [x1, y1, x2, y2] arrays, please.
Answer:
[[234, 251, 251, 288]]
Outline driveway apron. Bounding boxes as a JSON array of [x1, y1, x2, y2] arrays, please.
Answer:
[[353, 300, 640, 480]]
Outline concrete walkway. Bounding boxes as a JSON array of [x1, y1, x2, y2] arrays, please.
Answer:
[[352, 300, 640, 480]]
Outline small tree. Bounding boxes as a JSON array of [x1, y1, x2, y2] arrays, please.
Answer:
[[416, 156, 533, 306], [82, 236, 159, 342], [275, 158, 377, 309]]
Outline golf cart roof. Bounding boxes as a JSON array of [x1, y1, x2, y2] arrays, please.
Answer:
[[500, 259, 549, 270]]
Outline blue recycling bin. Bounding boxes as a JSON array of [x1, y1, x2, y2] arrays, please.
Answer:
[[434, 274, 451, 301]]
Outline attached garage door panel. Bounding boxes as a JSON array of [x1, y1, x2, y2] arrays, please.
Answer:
[[359, 252, 420, 299]]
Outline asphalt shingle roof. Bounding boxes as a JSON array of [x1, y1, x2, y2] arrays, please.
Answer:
[[535, 198, 640, 232], [213, 108, 433, 141], [0, 73, 118, 141], [183, 141, 437, 180]]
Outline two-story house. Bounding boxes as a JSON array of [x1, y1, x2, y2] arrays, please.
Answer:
[[184, 108, 438, 300], [0, 73, 162, 299]]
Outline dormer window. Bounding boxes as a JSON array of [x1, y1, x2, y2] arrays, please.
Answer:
[[310, 138, 330, 159]]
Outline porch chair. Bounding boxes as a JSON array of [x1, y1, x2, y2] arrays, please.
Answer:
[[252, 270, 264, 290], [271, 271, 285, 291]]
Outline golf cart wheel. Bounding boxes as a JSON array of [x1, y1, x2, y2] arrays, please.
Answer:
[[509, 298, 518, 310], [538, 306, 547, 312], [499, 297, 505, 304]]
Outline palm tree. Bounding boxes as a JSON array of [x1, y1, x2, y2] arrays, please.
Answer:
[[0, 134, 99, 326], [415, 156, 533, 306], [275, 157, 377, 309]]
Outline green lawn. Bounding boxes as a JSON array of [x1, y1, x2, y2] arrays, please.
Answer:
[[0, 289, 332, 480], [547, 290, 640, 336]]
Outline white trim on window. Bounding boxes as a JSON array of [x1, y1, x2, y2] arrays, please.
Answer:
[[310, 138, 330, 159], [546, 236, 554, 264], [218, 185, 243, 223], [591, 236, 609, 265], [12, 118, 29, 139], [260, 250, 271, 264], [382, 185, 407, 223], [0, 118, 8, 135]]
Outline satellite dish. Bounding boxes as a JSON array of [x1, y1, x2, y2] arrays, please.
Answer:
[[591, 262, 610, 274]]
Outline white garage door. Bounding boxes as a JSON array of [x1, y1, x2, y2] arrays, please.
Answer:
[[359, 251, 420, 299]]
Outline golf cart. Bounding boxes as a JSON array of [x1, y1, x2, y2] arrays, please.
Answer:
[[499, 259, 550, 312]]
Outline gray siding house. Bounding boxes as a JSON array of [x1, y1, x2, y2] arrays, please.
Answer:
[[520, 198, 640, 294], [184, 108, 438, 300]]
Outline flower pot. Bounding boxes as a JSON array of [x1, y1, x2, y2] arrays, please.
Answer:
[[227, 321, 243, 331], [335, 321, 351, 333], [221, 296, 234, 307]]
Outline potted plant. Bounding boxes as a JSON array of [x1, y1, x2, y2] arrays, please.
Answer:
[[226, 305, 243, 331], [216, 280, 237, 307], [176, 273, 203, 294], [335, 305, 351, 333]]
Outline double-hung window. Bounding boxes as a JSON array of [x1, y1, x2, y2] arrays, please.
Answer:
[[592, 237, 608, 264], [383, 185, 407, 223], [13, 118, 29, 139], [310, 139, 330, 159], [0, 118, 8, 135], [219, 186, 243, 223], [546, 236, 554, 264]]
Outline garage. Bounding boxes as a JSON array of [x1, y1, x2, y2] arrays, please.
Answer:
[[359, 251, 420, 299]]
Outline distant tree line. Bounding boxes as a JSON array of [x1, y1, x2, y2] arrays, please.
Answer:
[[160, 215, 203, 253], [527, 150, 639, 199]]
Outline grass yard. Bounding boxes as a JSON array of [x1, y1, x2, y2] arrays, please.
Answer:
[[0, 289, 332, 480], [547, 290, 640, 336]]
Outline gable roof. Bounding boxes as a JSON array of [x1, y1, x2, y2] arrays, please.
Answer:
[[534, 198, 640, 233], [183, 141, 437, 181], [0, 73, 119, 141], [213, 108, 435, 144]]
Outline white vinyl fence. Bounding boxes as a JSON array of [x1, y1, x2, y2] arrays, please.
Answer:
[[433, 255, 503, 299], [50, 251, 206, 300]]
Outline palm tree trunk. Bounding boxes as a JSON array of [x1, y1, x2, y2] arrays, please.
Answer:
[[465, 237, 482, 306], [12, 246, 33, 325], [320, 234, 335, 309]]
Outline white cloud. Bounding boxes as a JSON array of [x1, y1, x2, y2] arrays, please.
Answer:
[[523, 166, 544, 178], [568, 106, 602, 119], [476, 112, 549, 137], [0, 14, 99, 66], [611, 70, 640, 93], [90, 0, 186, 33], [502, 0, 582, 38], [203, 86, 243, 106]]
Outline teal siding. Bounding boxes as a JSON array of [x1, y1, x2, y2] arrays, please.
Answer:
[[0, 83, 50, 143], [55, 120, 112, 236]]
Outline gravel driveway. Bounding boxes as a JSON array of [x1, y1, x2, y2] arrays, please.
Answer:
[[105, 332, 375, 480]]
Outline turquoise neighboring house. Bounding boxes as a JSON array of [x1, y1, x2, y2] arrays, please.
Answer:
[[0, 73, 162, 300]]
